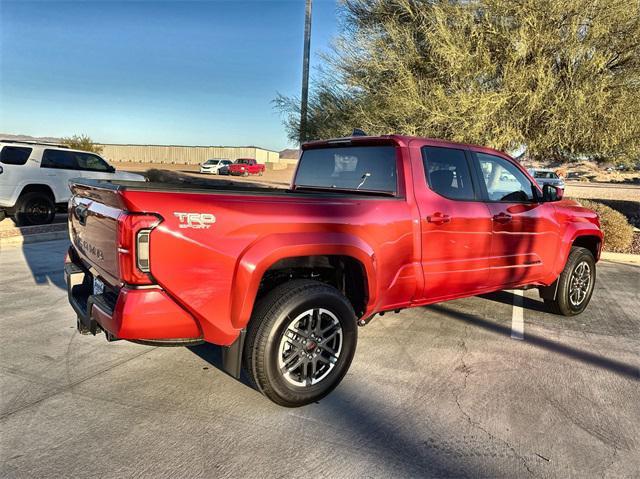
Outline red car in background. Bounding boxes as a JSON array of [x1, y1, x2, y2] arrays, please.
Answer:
[[228, 158, 265, 176]]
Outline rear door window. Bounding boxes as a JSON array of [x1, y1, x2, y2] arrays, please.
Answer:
[[41, 149, 78, 170], [0, 146, 32, 165], [421, 146, 475, 201]]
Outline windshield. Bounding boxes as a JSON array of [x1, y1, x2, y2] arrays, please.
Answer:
[[295, 145, 397, 194], [204, 159, 220, 165], [533, 171, 558, 179]]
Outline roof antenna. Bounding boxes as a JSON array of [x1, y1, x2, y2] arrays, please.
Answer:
[[351, 128, 368, 137]]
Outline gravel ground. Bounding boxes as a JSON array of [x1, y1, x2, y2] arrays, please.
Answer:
[[564, 182, 640, 202]]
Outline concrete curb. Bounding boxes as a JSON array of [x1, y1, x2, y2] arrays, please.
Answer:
[[601, 251, 640, 265], [0, 230, 69, 249]]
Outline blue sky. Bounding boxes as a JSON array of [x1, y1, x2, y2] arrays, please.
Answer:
[[0, 0, 339, 151]]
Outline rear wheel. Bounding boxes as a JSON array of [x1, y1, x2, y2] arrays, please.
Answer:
[[544, 246, 596, 316], [244, 279, 357, 407], [15, 192, 55, 226]]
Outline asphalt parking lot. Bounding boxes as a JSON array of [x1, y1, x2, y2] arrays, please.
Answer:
[[1, 239, 638, 478]]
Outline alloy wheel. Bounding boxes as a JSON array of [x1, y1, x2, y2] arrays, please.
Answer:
[[277, 308, 343, 387], [569, 261, 591, 307]]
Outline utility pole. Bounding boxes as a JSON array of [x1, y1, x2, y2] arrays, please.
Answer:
[[299, 0, 312, 145]]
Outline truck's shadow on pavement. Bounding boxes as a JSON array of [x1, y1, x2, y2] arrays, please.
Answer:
[[478, 290, 549, 313], [187, 347, 475, 476], [187, 343, 256, 389], [21, 239, 68, 290], [426, 303, 639, 381]]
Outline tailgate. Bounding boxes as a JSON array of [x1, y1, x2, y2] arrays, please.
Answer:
[[68, 183, 125, 287]]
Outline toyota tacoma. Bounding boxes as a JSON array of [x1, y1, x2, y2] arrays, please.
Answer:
[[65, 134, 603, 406]]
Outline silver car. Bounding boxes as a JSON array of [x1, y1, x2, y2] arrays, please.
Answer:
[[528, 168, 565, 189]]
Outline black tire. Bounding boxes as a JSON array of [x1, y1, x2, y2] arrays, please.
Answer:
[[15, 192, 56, 226], [544, 246, 596, 316], [243, 279, 358, 407]]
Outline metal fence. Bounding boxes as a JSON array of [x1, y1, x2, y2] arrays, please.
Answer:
[[97, 144, 280, 165]]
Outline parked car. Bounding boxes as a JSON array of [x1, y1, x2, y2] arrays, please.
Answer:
[[217, 162, 231, 175], [228, 158, 265, 176], [199, 158, 232, 175], [0, 140, 144, 225], [527, 168, 565, 189], [65, 134, 602, 406]]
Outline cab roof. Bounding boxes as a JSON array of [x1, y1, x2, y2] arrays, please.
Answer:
[[302, 134, 513, 159]]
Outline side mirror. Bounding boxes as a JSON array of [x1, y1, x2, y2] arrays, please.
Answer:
[[542, 184, 563, 202], [107, 165, 116, 173]]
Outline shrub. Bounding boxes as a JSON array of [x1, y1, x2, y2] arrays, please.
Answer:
[[577, 199, 634, 253], [61, 134, 103, 154]]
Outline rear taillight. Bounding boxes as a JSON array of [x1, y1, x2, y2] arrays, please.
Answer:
[[117, 213, 162, 285], [136, 230, 151, 272]]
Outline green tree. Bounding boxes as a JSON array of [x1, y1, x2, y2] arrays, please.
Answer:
[[277, 0, 640, 163], [61, 134, 104, 154]]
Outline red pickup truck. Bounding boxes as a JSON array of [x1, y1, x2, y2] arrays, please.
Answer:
[[228, 158, 265, 176], [65, 134, 602, 406]]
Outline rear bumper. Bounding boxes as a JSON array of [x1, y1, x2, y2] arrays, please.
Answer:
[[65, 257, 202, 342]]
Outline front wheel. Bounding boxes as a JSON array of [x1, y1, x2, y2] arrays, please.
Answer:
[[544, 246, 596, 316], [243, 279, 357, 407]]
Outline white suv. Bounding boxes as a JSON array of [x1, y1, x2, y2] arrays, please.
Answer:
[[0, 140, 145, 225]]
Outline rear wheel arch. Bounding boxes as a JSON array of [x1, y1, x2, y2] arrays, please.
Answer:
[[230, 235, 377, 331], [18, 184, 56, 202], [256, 255, 369, 317]]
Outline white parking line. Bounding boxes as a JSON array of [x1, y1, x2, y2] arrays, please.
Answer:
[[511, 289, 524, 340]]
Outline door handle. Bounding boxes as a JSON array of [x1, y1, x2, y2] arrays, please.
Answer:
[[427, 213, 451, 224], [493, 212, 512, 223]]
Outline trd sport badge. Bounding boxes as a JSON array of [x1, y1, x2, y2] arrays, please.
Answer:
[[174, 212, 216, 229]]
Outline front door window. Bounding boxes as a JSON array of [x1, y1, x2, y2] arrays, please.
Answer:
[[476, 153, 537, 203]]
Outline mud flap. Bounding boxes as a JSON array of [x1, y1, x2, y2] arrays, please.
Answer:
[[538, 279, 559, 301], [221, 329, 246, 378]]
